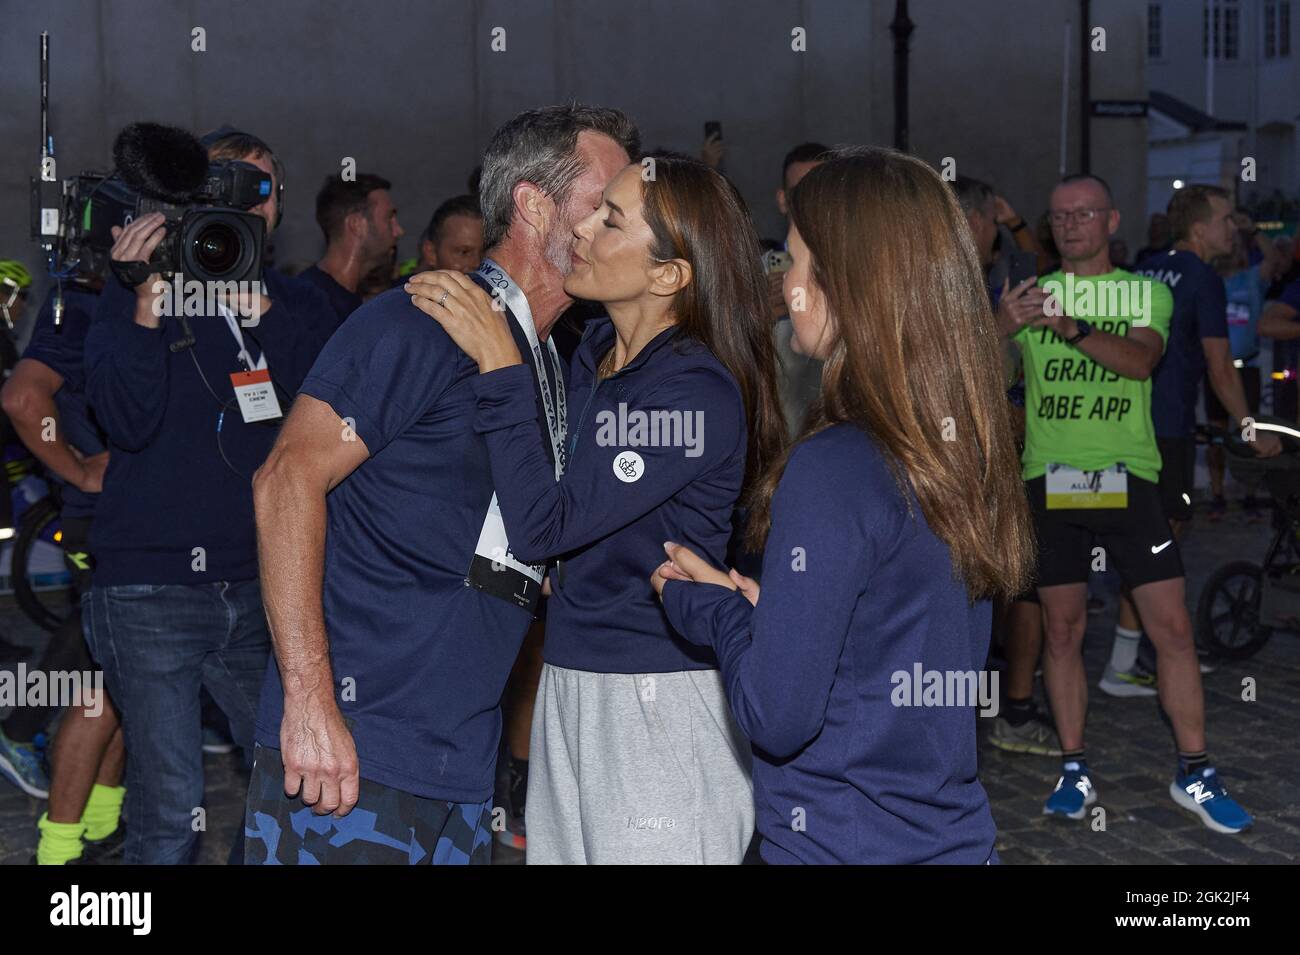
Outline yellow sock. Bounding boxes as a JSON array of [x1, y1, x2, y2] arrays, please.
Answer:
[[36, 813, 86, 865], [81, 783, 126, 841]]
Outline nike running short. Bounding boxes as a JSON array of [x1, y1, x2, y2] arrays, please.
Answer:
[[1027, 474, 1184, 590]]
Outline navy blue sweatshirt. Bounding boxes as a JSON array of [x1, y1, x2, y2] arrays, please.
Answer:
[[663, 424, 996, 864], [474, 316, 746, 673], [84, 270, 332, 585]]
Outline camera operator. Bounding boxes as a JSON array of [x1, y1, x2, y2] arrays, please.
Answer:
[[82, 127, 331, 865]]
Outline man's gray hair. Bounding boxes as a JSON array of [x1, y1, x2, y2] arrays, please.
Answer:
[[479, 104, 641, 250]]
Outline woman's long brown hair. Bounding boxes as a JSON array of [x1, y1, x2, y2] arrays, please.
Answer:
[[640, 156, 785, 498], [747, 146, 1035, 602]]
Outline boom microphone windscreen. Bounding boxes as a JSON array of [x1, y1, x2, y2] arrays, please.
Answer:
[[112, 122, 209, 202]]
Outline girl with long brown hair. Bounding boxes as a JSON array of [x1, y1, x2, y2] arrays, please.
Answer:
[[409, 155, 782, 863], [654, 146, 1035, 864]]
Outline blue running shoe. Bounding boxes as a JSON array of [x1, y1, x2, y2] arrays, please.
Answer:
[[0, 725, 50, 799], [1043, 762, 1097, 820], [1170, 767, 1253, 833]]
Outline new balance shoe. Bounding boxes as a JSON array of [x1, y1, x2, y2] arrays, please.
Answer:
[[0, 726, 50, 799], [1044, 764, 1097, 820], [988, 714, 1063, 757], [1098, 660, 1157, 697], [1169, 767, 1253, 834]]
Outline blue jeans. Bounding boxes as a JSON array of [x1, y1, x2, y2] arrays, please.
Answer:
[[83, 580, 271, 864]]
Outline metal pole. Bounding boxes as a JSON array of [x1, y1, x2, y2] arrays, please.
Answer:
[[1206, 0, 1216, 115], [890, 0, 914, 151], [1059, 19, 1071, 176], [1079, 0, 1091, 173]]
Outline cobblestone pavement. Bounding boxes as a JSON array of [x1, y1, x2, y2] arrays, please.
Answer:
[[985, 505, 1300, 865], [2, 501, 1294, 865]]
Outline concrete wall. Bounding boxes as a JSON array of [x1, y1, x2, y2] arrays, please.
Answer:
[[2, 0, 874, 280], [3, 0, 1154, 317]]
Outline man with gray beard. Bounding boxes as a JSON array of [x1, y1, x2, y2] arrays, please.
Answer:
[[246, 105, 637, 864]]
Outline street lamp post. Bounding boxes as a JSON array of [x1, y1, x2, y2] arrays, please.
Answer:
[[890, 0, 914, 151]]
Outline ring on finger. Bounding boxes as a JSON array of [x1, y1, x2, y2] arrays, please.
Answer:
[[437, 289, 450, 307]]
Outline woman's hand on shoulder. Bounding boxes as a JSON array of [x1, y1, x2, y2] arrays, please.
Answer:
[[406, 269, 522, 372]]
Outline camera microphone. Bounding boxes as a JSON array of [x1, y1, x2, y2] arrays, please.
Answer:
[[112, 123, 209, 202]]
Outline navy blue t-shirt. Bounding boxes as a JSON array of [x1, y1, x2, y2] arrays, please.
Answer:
[[254, 287, 551, 802], [22, 285, 106, 520], [1136, 249, 1228, 438], [297, 264, 362, 335]]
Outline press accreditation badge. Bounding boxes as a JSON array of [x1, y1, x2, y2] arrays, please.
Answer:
[[1045, 462, 1128, 510], [466, 493, 544, 614], [229, 369, 283, 423]]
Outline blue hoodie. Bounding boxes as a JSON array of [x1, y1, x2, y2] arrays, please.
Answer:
[[473, 316, 747, 674], [662, 424, 996, 864]]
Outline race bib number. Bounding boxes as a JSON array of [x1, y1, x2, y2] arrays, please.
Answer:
[[465, 493, 543, 614], [1045, 463, 1128, 509]]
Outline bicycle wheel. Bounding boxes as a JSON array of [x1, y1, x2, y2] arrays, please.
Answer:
[[1195, 561, 1272, 660], [12, 495, 73, 633]]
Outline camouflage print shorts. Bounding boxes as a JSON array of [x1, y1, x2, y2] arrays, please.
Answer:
[[244, 744, 493, 865]]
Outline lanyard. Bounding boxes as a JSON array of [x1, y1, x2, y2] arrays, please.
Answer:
[[474, 258, 566, 478], [219, 303, 267, 372]]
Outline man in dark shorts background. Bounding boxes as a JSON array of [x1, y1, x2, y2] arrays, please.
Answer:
[[1002, 173, 1256, 835]]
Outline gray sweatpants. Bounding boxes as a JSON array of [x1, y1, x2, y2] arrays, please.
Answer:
[[525, 663, 754, 864]]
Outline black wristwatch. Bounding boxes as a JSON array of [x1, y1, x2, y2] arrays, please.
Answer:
[[1065, 319, 1092, 345], [1008, 217, 1027, 232]]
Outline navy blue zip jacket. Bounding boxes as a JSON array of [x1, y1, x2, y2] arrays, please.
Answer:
[[84, 270, 332, 585], [473, 316, 746, 674], [662, 424, 997, 864]]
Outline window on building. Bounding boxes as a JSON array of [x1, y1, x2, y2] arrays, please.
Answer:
[[1203, 0, 1241, 60], [1265, 1, 1293, 58], [1149, 3, 1163, 58]]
